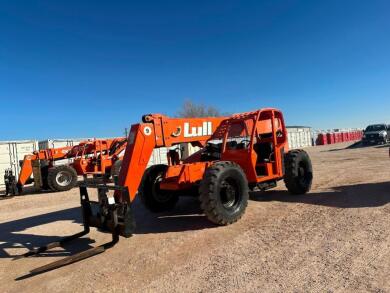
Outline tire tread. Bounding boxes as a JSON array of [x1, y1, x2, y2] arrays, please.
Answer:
[[199, 161, 248, 225]]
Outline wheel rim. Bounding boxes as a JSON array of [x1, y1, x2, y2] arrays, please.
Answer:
[[220, 177, 241, 210], [56, 171, 72, 187], [152, 174, 171, 203]]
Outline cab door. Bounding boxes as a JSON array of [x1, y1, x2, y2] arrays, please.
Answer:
[[253, 110, 287, 182], [220, 118, 257, 182]]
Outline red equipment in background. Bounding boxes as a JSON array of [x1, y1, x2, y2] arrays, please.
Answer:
[[316, 130, 363, 146], [316, 133, 328, 145], [326, 133, 335, 144]]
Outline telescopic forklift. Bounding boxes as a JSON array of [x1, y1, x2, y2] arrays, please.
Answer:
[[4, 137, 127, 196], [4, 145, 77, 195], [17, 108, 313, 275]]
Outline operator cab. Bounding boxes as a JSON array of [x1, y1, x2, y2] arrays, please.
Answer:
[[200, 109, 287, 183]]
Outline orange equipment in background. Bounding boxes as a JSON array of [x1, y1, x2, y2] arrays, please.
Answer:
[[72, 137, 127, 178], [4, 137, 127, 195]]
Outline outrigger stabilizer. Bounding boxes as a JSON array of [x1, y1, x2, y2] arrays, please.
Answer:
[[15, 183, 135, 277]]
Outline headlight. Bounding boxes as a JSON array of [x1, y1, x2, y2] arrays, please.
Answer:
[[380, 131, 387, 137]]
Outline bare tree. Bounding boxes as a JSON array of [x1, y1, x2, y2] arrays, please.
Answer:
[[176, 100, 222, 118]]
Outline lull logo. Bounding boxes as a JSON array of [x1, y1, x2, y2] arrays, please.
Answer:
[[184, 122, 212, 137]]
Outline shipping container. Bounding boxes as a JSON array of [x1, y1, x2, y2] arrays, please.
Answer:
[[38, 138, 92, 167], [286, 127, 312, 149], [0, 140, 38, 190], [148, 148, 169, 167], [38, 138, 89, 150], [181, 143, 201, 160]]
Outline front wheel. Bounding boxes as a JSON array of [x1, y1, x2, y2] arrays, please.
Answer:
[[47, 165, 78, 192], [139, 164, 179, 212], [199, 161, 249, 225], [284, 150, 313, 195]]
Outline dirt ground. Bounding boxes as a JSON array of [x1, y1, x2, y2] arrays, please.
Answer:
[[0, 142, 389, 292]]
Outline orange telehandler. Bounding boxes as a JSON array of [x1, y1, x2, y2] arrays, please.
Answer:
[[4, 137, 127, 196], [17, 108, 313, 275], [4, 145, 75, 195]]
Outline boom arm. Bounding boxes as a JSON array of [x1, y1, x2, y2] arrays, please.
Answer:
[[117, 114, 226, 202]]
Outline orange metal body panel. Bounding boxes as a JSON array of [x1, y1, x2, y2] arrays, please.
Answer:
[[160, 162, 210, 190], [118, 123, 157, 201]]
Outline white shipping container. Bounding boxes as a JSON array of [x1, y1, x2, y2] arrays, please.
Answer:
[[147, 146, 187, 167], [38, 138, 88, 150], [0, 140, 38, 190], [148, 148, 169, 167], [287, 127, 312, 149], [39, 138, 98, 166], [181, 143, 201, 160], [38, 139, 85, 167]]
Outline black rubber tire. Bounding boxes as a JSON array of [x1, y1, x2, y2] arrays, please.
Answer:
[[139, 164, 179, 213], [16, 183, 23, 195], [40, 165, 50, 190], [47, 165, 78, 192], [199, 161, 249, 225], [284, 150, 313, 195]]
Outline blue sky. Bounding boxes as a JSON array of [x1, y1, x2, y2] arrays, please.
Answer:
[[0, 1, 389, 140]]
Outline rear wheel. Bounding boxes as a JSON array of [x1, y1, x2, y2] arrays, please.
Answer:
[[284, 150, 313, 195], [199, 161, 249, 225], [47, 165, 78, 192], [139, 164, 179, 212]]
